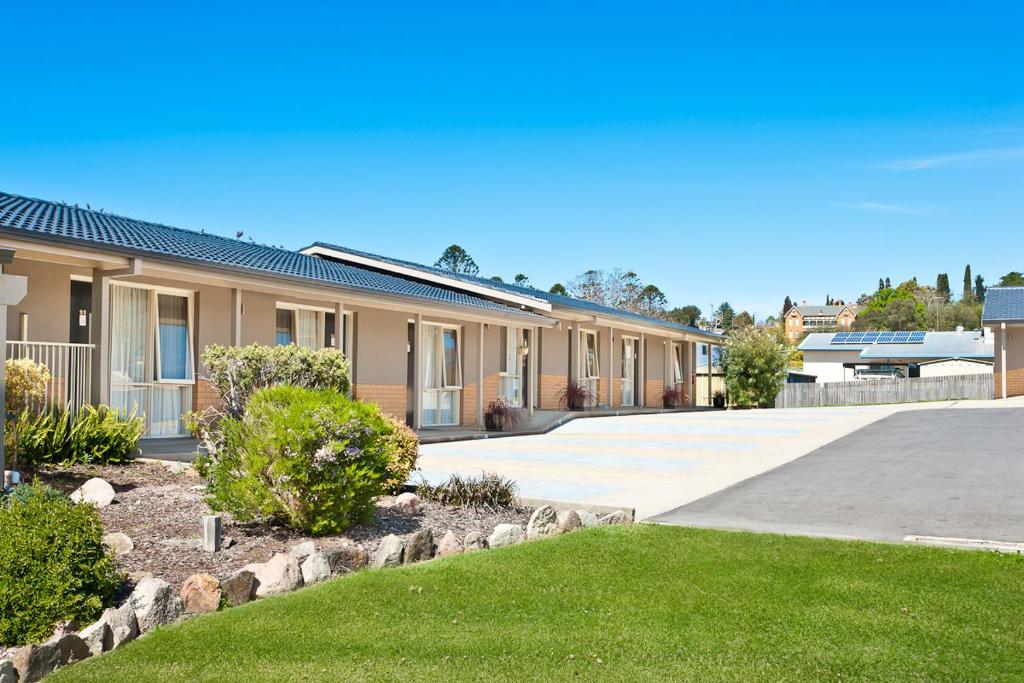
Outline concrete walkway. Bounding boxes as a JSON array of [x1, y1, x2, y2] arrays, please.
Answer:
[[652, 405, 1024, 544], [417, 401, 947, 520]]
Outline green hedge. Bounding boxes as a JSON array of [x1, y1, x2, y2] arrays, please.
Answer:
[[0, 483, 122, 647]]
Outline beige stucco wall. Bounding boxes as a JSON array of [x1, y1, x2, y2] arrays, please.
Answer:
[[4, 258, 92, 343], [993, 325, 1024, 397]]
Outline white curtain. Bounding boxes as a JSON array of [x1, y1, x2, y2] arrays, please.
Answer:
[[295, 310, 319, 350], [150, 386, 182, 436], [422, 325, 438, 389], [111, 286, 150, 419]]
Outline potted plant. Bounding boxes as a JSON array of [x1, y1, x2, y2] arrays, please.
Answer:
[[713, 390, 726, 409], [555, 380, 595, 411], [484, 399, 523, 432], [662, 386, 686, 409]]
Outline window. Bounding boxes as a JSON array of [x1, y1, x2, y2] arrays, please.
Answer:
[[276, 304, 336, 351], [582, 331, 599, 378], [276, 309, 294, 346], [422, 323, 462, 426], [672, 343, 684, 385], [157, 294, 192, 381], [499, 326, 527, 406]]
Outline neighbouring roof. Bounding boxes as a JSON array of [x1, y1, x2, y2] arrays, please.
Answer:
[[304, 241, 724, 340], [0, 191, 546, 321], [790, 304, 853, 317], [982, 287, 1024, 323], [799, 331, 993, 360]]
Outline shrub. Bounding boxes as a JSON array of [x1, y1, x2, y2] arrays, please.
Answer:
[[201, 343, 351, 418], [197, 385, 408, 535], [721, 327, 788, 408], [417, 472, 519, 509], [556, 381, 594, 411], [14, 406, 144, 468], [484, 399, 524, 431], [662, 386, 687, 408], [379, 416, 419, 494], [5, 358, 50, 415], [0, 483, 122, 647]]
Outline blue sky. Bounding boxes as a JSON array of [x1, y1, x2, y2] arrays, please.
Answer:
[[1, 2, 1021, 319]]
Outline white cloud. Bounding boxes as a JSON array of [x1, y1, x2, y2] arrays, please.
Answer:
[[885, 146, 1024, 171], [834, 201, 926, 215]]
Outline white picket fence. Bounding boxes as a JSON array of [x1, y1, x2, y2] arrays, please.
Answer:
[[775, 374, 993, 408]]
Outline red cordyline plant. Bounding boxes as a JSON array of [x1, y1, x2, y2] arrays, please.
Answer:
[[484, 399, 524, 431], [662, 386, 687, 408], [556, 380, 595, 411]]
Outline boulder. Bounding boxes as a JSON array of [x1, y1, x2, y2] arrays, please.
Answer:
[[245, 553, 303, 598], [102, 532, 134, 556], [526, 505, 560, 539], [220, 569, 256, 607], [69, 477, 115, 508], [324, 545, 368, 574], [11, 633, 90, 682], [557, 510, 583, 533], [436, 530, 463, 557], [575, 510, 600, 528], [403, 529, 434, 564], [487, 524, 525, 549], [599, 510, 627, 525], [301, 552, 332, 585], [78, 619, 112, 655], [129, 577, 184, 632], [371, 534, 405, 568], [393, 492, 422, 514], [0, 659, 13, 683], [100, 603, 139, 649], [289, 540, 316, 560], [180, 573, 222, 614], [463, 530, 487, 552]]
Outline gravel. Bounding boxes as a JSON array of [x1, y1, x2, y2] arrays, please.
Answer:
[[32, 462, 531, 588]]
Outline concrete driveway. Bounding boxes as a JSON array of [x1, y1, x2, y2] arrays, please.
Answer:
[[652, 406, 1024, 544], [417, 403, 932, 520]]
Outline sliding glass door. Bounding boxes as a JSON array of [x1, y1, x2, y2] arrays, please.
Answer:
[[499, 326, 528, 407], [422, 323, 462, 426], [621, 337, 638, 407], [578, 329, 599, 407]]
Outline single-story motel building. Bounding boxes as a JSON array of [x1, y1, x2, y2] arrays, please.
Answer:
[[0, 191, 724, 449], [982, 286, 1024, 399], [798, 329, 994, 383]]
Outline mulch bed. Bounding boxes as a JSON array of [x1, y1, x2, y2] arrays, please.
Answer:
[[31, 462, 532, 589]]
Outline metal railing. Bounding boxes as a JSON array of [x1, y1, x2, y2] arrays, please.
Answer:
[[5, 341, 95, 415], [775, 373, 993, 408]]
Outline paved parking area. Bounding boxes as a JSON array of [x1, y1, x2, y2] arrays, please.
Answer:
[[652, 407, 1024, 543], [418, 403, 932, 520]]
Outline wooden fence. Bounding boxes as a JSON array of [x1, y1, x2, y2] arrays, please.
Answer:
[[774, 373, 993, 408]]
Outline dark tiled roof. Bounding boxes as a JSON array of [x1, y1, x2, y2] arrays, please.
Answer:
[[0, 191, 544, 319], [792, 304, 851, 317], [982, 287, 1024, 322], [307, 241, 723, 339]]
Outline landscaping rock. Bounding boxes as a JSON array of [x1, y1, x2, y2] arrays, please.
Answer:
[[325, 544, 368, 574], [487, 524, 525, 548], [463, 530, 487, 552], [78, 619, 112, 656], [220, 569, 256, 607], [575, 510, 600, 528], [393, 492, 422, 514], [69, 477, 115, 507], [436, 530, 463, 557], [180, 573, 222, 614], [557, 510, 583, 533], [0, 659, 13, 683], [11, 633, 90, 682], [371, 534, 405, 568], [129, 577, 184, 632], [403, 528, 434, 564], [526, 505, 560, 539], [301, 552, 332, 585], [245, 553, 303, 598], [290, 540, 316, 560], [599, 510, 627, 525], [101, 603, 139, 649], [102, 531, 134, 556], [129, 570, 154, 585]]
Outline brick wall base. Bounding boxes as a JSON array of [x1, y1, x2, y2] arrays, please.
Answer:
[[539, 374, 567, 410], [354, 383, 406, 422], [644, 379, 664, 408], [461, 382, 478, 426], [194, 378, 220, 414], [995, 367, 1024, 398]]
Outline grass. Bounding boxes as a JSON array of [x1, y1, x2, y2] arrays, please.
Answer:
[[52, 525, 1024, 682]]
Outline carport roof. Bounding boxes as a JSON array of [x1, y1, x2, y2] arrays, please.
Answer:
[[982, 287, 1024, 323], [800, 331, 993, 360]]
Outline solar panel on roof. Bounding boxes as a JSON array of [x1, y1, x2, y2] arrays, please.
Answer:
[[908, 331, 926, 343], [831, 332, 850, 343], [861, 332, 880, 343], [892, 332, 910, 342], [876, 332, 895, 343], [846, 332, 866, 343]]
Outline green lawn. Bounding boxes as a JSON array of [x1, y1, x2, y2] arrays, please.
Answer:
[[52, 525, 1024, 682]]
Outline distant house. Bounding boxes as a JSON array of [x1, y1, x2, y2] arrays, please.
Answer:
[[798, 329, 993, 383], [784, 301, 857, 342], [981, 286, 1024, 398]]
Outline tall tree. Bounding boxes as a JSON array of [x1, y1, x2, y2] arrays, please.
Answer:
[[962, 264, 972, 301], [568, 269, 608, 305], [733, 311, 755, 328], [667, 305, 702, 326], [884, 277, 891, 289], [878, 278, 885, 291], [974, 274, 986, 302], [998, 271, 1024, 286], [716, 302, 736, 330], [490, 275, 503, 282], [434, 244, 479, 276], [782, 296, 793, 316], [549, 283, 568, 296], [936, 273, 950, 301], [513, 273, 531, 288], [635, 284, 668, 316]]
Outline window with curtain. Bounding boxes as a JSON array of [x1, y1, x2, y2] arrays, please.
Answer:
[[276, 309, 294, 345], [583, 331, 599, 378], [422, 324, 461, 389], [295, 309, 318, 350], [673, 344, 684, 384], [442, 328, 460, 387], [157, 294, 192, 381]]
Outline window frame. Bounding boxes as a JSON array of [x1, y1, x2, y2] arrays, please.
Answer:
[[580, 329, 600, 379], [111, 281, 195, 386]]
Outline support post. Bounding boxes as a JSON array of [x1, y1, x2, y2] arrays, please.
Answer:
[[0, 254, 28, 483], [528, 326, 537, 416], [607, 326, 614, 409], [333, 302, 345, 351], [690, 341, 697, 407], [569, 326, 578, 384], [413, 314, 423, 430], [1001, 323, 1008, 400], [707, 343, 714, 407], [638, 333, 645, 407], [231, 288, 243, 346], [477, 322, 484, 428], [90, 271, 110, 406]]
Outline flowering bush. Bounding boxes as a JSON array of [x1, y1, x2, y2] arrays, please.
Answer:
[[5, 357, 50, 416], [196, 385, 409, 534]]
